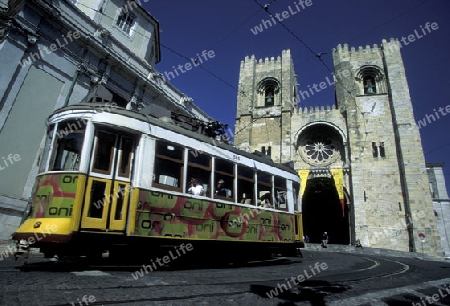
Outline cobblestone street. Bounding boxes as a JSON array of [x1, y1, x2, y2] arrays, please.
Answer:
[[0, 246, 449, 305]]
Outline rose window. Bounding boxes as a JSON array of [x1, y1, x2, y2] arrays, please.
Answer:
[[298, 127, 342, 166]]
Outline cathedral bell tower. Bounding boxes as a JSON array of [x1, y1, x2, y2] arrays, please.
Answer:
[[333, 39, 442, 255], [233, 41, 443, 257], [234, 50, 298, 163]]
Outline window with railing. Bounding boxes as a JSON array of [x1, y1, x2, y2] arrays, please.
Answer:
[[116, 9, 136, 36]]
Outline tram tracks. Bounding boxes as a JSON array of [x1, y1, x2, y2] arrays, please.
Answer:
[[320, 253, 410, 283], [0, 254, 413, 305]]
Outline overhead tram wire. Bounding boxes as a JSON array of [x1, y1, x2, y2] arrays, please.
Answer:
[[156, 5, 273, 138], [287, 0, 434, 72], [72, 2, 275, 139], [75, 1, 346, 138], [157, 43, 264, 129], [206, 7, 265, 50], [72, 1, 352, 139], [250, 0, 370, 158], [52, 2, 230, 137], [70, 2, 450, 170], [251, 0, 356, 95], [341, 0, 443, 177], [46, 3, 423, 134], [158, 0, 431, 145], [346, 0, 433, 45], [341, 0, 441, 176], [64, 3, 243, 127], [252, 0, 436, 99]]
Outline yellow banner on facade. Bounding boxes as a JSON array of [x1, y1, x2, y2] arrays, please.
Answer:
[[331, 168, 345, 217], [331, 168, 344, 199], [298, 170, 310, 197]]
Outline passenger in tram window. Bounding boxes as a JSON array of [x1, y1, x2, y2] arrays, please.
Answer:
[[275, 191, 286, 208], [260, 192, 273, 208], [215, 179, 232, 198], [187, 177, 205, 196]]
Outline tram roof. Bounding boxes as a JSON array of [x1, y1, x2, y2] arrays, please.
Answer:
[[50, 103, 299, 177]]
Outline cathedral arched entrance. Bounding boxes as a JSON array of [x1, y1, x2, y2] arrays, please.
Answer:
[[302, 176, 350, 244], [296, 123, 350, 244]]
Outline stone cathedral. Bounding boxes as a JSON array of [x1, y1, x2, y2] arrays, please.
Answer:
[[234, 39, 445, 257]]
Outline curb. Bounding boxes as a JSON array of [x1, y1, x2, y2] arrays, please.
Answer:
[[303, 243, 447, 262]]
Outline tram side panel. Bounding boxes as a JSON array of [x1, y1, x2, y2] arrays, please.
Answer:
[[13, 173, 86, 244], [132, 190, 295, 244]]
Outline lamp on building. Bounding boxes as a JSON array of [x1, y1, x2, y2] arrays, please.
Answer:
[[27, 34, 37, 44]]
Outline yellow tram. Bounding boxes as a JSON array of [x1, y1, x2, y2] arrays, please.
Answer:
[[13, 102, 303, 261]]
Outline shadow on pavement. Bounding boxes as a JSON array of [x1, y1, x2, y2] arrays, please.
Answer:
[[15, 256, 300, 272], [250, 280, 349, 306]]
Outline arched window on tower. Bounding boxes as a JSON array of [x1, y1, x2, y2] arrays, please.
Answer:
[[256, 77, 280, 108], [265, 85, 275, 106], [364, 76, 376, 94], [356, 65, 385, 96]]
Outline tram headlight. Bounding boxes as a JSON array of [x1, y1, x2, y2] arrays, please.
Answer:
[[18, 239, 29, 251]]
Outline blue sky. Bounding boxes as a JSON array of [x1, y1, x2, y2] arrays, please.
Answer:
[[143, 0, 450, 195]]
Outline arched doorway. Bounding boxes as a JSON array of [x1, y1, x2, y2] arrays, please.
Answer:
[[296, 123, 350, 245], [302, 176, 349, 244]]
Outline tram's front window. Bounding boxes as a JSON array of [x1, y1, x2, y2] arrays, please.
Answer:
[[39, 124, 54, 173], [50, 121, 85, 171]]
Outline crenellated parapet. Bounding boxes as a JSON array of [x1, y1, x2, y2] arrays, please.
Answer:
[[333, 38, 401, 65], [298, 104, 338, 114]]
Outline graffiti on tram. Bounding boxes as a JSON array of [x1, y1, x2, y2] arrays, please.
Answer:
[[31, 174, 78, 218], [135, 191, 294, 242]]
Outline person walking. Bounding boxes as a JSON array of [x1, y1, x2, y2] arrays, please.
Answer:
[[322, 232, 328, 248]]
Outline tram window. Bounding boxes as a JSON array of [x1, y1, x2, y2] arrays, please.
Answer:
[[187, 150, 211, 197], [188, 151, 210, 167], [237, 166, 254, 204], [154, 158, 180, 187], [92, 131, 117, 174], [39, 124, 54, 172], [117, 136, 134, 178], [215, 158, 234, 174], [293, 181, 300, 211], [153, 140, 184, 191], [275, 176, 287, 210], [214, 158, 234, 201], [87, 180, 107, 218], [50, 121, 85, 171], [114, 183, 126, 220], [156, 141, 183, 160], [258, 171, 272, 208]]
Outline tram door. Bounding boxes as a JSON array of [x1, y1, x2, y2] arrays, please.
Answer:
[[294, 213, 304, 242], [80, 130, 135, 231]]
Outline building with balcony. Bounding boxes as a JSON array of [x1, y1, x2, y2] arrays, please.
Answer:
[[0, 0, 211, 240]]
